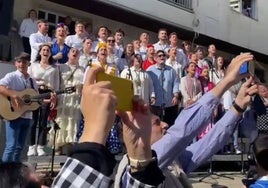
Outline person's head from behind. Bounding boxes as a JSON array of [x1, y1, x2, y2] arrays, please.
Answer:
[[253, 134, 268, 174], [0, 162, 41, 188], [150, 114, 169, 144]]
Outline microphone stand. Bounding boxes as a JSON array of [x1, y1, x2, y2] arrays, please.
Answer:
[[47, 120, 60, 177]]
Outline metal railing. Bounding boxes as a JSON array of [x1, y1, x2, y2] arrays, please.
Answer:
[[159, 0, 193, 11]]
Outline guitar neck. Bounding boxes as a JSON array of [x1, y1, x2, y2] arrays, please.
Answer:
[[31, 90, 64, 100]]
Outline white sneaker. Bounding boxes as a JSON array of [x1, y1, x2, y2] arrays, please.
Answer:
[[37, 145, 47, 156], [235, 148, 242, 155], [27, 145, 37, 156]]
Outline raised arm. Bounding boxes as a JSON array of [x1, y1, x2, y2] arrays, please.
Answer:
[[152, 53, 254, 169]]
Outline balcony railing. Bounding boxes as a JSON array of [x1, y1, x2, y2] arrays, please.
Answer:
[[159, 0, 193, 11]]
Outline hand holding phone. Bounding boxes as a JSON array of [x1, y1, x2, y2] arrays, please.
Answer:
[[96, 72, 134, 111]]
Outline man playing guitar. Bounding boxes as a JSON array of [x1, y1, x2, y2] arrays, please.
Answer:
[[0, 52, 55, 162]]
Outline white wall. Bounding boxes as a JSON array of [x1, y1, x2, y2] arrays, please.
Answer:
[[100, 0, 194, 31], [0, 63, 16, 79], [13, 0, 158, 44], [99, 0, 268, 56], [12, 0, 268, 60]]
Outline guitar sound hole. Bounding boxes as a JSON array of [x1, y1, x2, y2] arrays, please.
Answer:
[[22, 95, 31, 104]]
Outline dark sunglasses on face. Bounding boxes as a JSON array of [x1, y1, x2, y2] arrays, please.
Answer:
[[107, 39, 115, 43], [158, 54, 166, 58]]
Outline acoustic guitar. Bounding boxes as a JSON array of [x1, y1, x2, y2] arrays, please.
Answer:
[[0, 87, 76, 120]]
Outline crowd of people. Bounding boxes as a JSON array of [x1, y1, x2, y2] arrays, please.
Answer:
[[0, 9, 268, 187]]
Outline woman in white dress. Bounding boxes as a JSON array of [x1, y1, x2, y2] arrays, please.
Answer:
[[50, 48, 84, 154], [27, 44, 59, 156]]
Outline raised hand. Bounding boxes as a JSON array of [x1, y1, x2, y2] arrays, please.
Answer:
[[118, 98, 152, 160], [233, 76, 258, 112], [79, 67, 117, 145], [225, 53, 254, 86]]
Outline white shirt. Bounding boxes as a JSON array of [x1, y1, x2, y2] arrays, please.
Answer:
[[140, 45, 147, 61], [29, 31, 51, 63], [28, 63, 59, 91], [0, 70, 38, 119], [165, 58, 182, 82], [120, 67, 155, 104], [65, 34, 85, 51], [19, 18, 38, 38], [153, 41, 169, 54]]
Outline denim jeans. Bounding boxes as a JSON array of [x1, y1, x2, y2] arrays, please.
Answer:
[[2, 118, 31, 162]]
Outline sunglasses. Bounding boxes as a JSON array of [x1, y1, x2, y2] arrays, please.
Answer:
[[107, 39, 115, 43], [158, 54, 166, 57], [57, 23, 65, 28]]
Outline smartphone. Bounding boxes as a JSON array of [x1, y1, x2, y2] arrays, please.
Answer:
[[239, 61, 255, 75], [96, 72, 134, 111]]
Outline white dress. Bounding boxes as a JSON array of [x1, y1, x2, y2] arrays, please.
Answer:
[[49, 63, 84, 147]]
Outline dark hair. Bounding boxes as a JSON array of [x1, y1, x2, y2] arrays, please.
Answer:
[[37, 19, 48, 25], [98, 25, 108, 32], [115, 28, 125, 36], [130, 54, 142, 65], [0, 163, 41, 188], [14, 52, 30, 62], [156, 50, 165, 55], [35, 44, 53, 64], [75, 20, 85, 27], [253, 134, 268, 171], [28, 9, 37, 18], [158, 28, 167, 34], [194, 46, 205, 54], [169, 32, 177, 39]]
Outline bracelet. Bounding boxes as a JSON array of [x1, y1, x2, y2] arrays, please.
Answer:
[[128, 156, 156, 170], [232, 101, 246, 113]]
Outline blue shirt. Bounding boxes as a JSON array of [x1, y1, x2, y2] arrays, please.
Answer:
[[152, 92, 241, 174], [51, 41, 70, 64], [147, 64, 179, 107]]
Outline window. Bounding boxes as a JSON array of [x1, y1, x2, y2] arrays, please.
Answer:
[[229, 0, 257, 19], [37, 9, 67, 37]]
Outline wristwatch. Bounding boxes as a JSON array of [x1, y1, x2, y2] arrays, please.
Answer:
[[128, 156, 156, 169], [232, 101, 246, 113]]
